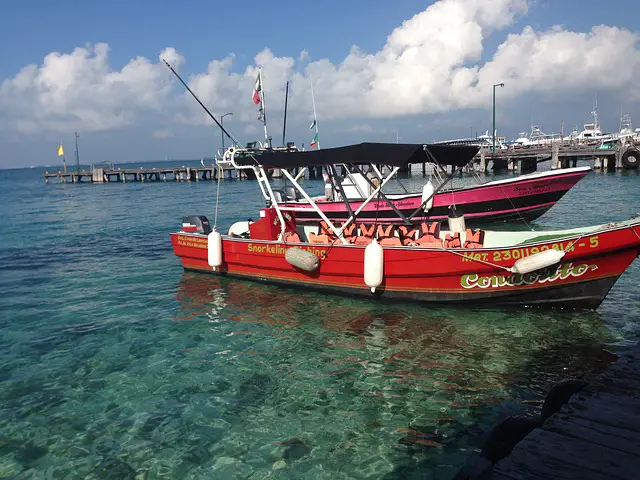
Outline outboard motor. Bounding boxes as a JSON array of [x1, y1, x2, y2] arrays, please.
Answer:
[[182, 215, 212, 234]]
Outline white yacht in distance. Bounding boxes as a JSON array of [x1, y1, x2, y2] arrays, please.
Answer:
[[433, 130, 507, 150], [513, 125, 563, 146], [575, 99, 615, 144]]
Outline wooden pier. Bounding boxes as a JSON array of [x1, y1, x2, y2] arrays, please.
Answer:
[[458, 342, 640, 479], [474, 143, 639, 173], [44, 165, 252, 184], [44, 143, 639, 184], [490, 342, 640, 479]]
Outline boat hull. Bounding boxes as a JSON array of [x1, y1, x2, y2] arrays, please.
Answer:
[[282, 167, 590, 225], [171, 221, 640, 309]]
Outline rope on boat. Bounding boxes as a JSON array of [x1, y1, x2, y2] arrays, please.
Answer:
[[495, 181, 535, 231], [214, 160, 222, 229], [445, 249, 513, 272]]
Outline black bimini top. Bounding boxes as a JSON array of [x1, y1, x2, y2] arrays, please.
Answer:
[[235, 143, 479, 169]]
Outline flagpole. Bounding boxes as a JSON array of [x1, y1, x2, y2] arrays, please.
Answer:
[[259, 69, 269, 147], [60, 140, 67, 174], [310, 75, 320, 149]]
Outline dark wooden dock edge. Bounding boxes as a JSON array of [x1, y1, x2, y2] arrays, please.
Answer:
[[456, 342, 640, 480]]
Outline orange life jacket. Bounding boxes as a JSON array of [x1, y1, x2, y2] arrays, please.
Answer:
[[377, 224, 395, 239], [308, 233, 331, 244], [418, 222, 440, 242], [342, 223, 357, 242], [319, 221, 335, 236], [398, 225, 418, 246], [359, 223, 376, 237], [463, 228, 485, 249], [354, 236, 373, 246], [283, 231, 301, 243], [444, 232, 462, 248], [379, 237, 403, 246], [398, 225, 418, 244]]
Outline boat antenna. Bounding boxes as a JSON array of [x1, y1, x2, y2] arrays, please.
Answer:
[[281, 81, 289, 146], [162, 59, 240, 147]]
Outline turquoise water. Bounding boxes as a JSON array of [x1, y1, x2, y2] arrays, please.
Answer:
[[0, 163, 638, 479]]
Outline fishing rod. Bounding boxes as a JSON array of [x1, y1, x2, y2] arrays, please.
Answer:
[[162, 59, 240, 147]]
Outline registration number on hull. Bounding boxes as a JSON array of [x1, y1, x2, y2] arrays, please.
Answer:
[[461, 236, 600, 263]]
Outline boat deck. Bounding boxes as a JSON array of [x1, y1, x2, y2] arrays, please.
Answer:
[[490, 342, 640, 480]]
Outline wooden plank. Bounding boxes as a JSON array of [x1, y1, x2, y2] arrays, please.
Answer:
[[561, 395, 640, 432], [493, 429, 639, 480], [494, 455, 611, 480], [544, 415, 640, 456]]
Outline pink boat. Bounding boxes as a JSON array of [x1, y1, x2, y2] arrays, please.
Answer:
[[273, 144, 591, 225]]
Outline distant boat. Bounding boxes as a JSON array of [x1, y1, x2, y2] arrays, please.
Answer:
[[434, 130, 507, 150], [512, 125, 564, 147]]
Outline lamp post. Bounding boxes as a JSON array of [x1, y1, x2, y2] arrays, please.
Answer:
[[221, 112, 233, 151], [74, 132, 80, 173], [492, 83, 504, 154]]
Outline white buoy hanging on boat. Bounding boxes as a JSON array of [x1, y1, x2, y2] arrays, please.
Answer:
[[447, 205, 466, 233], [285, 247, 320, 272], [421, 180, 434, 212], [323, 172, 333, 200], [364, 238, 384, 293], [208, 229, 222, 268], [511, 249, 565, 275]]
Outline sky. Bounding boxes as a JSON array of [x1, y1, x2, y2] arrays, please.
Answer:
[[1, 0, 640, 168]]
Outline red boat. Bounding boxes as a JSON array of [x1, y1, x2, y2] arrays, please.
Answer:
[[172, 143, 640, 309]]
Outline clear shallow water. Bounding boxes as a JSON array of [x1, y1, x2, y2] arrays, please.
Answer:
[[0, 163, 638, 479]]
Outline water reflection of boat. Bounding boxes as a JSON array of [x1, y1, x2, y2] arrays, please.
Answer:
[[174, 272, 615, 385]]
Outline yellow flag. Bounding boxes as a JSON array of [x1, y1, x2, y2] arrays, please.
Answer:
[[57, 144, 65, 156]]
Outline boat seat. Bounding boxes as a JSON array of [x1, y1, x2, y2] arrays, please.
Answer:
[[271, 189, 286, 203], [228, 221, 252, 238], [463, 228, 485, 248], [285, 186, 299, 201]]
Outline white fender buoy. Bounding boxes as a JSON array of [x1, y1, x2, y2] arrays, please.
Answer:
[[364, 238, 384, 293], [447, 205, 466, 233], [422, 180, 434, 212], [285, 247, 320, 272], [208, 230, 222, 268], [511, 249, 565, 274]]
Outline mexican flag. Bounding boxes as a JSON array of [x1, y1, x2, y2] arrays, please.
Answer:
[[252, 72, 261, 105], [310, 133, 318, 149]]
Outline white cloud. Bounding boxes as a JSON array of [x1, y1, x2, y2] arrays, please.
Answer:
[[476, 25, 640, 100], [1, 0, 640, 139], [0, 43, 175, 134]]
